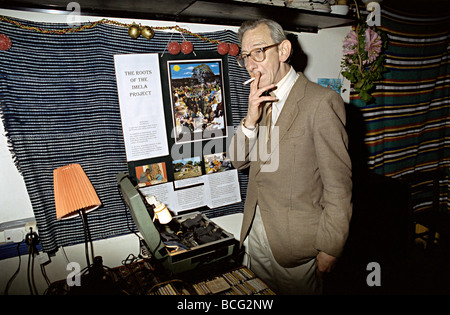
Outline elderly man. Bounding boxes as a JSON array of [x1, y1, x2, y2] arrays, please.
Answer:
[[228, 19, 352, 294]]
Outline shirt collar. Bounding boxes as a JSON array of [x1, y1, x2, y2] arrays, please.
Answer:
[[273, 66, 298, 102]]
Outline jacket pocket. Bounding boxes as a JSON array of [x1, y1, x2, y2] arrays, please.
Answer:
[[287, 210, 320, 261]]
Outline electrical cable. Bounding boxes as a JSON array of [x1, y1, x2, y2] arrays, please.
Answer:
[[37, 250, 51, 293], [25, 228, 40, 295], [120, 253, 147, 294], [121, 253, 140, 266], [118, 185, 162, 265], [41, 264, 51, 286], [27, 249, 33, 294], [60, 245, 71, 264], [31, 249, 38, 295], [4, 240, 23, 295]]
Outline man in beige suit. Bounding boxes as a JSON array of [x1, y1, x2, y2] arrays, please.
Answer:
[[228, 19, 352, 294]]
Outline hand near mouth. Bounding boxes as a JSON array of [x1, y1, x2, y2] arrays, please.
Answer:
[[244, 72, 277, 129]]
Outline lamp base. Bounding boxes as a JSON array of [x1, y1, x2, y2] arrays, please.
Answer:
[[68, 256, 124, 295]]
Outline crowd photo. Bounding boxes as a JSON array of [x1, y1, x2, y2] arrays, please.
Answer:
[[169, 61, 227, 143]]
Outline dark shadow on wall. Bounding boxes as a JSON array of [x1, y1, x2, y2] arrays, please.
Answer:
[[323, 102, 412, 294], [287, 33, 307, 74], [324, 103, 450, 294]]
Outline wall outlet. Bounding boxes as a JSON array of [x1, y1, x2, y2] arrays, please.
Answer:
[[4, 227, 24, 243], [25, 221, 38, 235], [0, 218, 37, 244]]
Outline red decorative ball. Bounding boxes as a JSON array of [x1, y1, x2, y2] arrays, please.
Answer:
[[217, 42, 229, 55], [181, 41, 194, 54], [168, 41, 181, 55], [228, 43, 240, 56], [0, 34, 12, 51]]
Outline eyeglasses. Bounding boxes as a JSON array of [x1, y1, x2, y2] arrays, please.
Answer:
[[236, 43, 281, 68]]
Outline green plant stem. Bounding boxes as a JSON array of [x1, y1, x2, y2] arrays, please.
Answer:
[[355, 24, 365, 79]]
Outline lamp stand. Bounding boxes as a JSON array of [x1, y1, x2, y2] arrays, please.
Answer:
[[78, 209, 95, 271], [70, 210, 119, 294]]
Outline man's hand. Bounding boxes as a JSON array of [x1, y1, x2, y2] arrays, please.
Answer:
[[244, 72, 277, 128], [316, 251, 337, 277]]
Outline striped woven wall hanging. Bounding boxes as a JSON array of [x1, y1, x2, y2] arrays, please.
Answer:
[[0, 17, 250, 253]]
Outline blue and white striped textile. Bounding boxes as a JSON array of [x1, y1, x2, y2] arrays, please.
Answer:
[[0, 17, 250, 253]]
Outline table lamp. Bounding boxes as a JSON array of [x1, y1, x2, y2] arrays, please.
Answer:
[[53, 164, 101, 269]]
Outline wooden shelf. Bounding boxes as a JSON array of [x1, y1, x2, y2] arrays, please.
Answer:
[[1, 0, 357, 33]]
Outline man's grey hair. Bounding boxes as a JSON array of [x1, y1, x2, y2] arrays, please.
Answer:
[[238, 19, 287, 44]]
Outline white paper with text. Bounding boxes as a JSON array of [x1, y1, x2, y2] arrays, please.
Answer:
[[114, 53, 169, 161]]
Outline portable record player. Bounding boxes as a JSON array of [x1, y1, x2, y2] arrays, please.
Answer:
[[116, 172, 236, 274]]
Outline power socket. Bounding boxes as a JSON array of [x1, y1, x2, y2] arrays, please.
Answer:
[[25, 221, 38, 235], [0, 218, 38, 244], [4, 228, 25, 243]]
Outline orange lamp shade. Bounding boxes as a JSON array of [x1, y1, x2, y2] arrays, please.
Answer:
[[53, 164, 101, 220]]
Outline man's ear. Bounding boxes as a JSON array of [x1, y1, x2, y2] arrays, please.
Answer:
[[278, 39, 292, 63]]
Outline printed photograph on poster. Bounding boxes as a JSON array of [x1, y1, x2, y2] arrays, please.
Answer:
[[204, 152, 233, 174], [167, 59, 228, 144], [135, 162, 168, 186], [172, 156, 202, 181]]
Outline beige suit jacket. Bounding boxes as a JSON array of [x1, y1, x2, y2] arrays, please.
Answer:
[[229, 73, 352, 268]]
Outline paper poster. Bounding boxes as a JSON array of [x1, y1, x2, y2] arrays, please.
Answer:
[[114, 53, 169, 161], [139, 169, 241, 214]]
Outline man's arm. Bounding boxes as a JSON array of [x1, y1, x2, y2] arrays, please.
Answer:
[[313, 91, 353, 263]]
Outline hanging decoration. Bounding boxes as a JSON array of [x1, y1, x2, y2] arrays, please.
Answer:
[[167, 41, 181, 55], [228, 43, 240, 56], [0, 33, 11, 50], [123, 18, 240, 57], [340, 0, 387, 103], [181, 40, 194, 54], [0, 16, 240, 57], [140, 26, 155, 40], [128, 23, 155, 40], [128, 22, 141, 39], [217, 42, 230, 55]]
